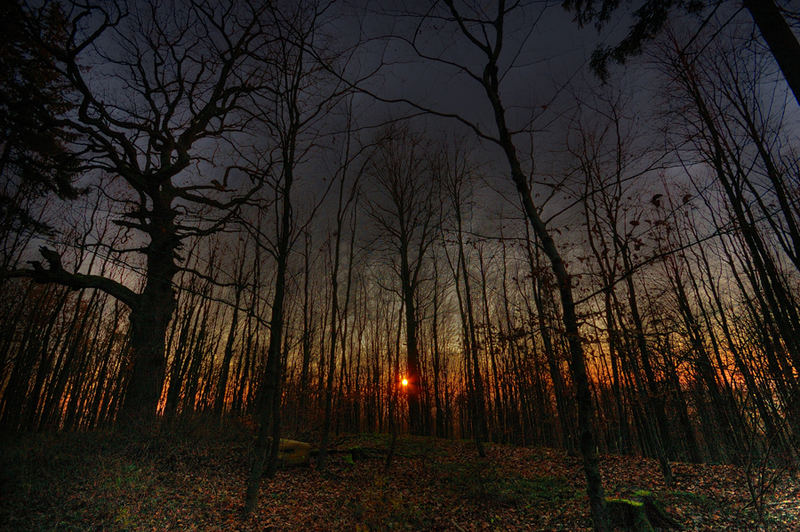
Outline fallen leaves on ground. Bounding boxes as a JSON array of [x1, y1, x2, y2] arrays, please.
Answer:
[[1, 426, 797, 530]]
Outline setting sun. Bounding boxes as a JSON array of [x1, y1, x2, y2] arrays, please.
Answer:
[[401, 378, 408, 387]]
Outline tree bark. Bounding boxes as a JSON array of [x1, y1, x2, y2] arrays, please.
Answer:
[[473, 49, 609, 530], [743, 0, 800, 106]]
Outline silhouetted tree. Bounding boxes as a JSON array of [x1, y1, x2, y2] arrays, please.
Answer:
[[364, 126, 439, 435], [564, 0, 800, 105], [5, 0, 270, 425], [0, 1, 80, 263]]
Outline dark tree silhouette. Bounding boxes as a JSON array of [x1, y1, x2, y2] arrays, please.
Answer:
[[0, 1, 80, 250], [364, 127, 439, 436], [564, 0, 800, 105], [4, 0, 270, 426]]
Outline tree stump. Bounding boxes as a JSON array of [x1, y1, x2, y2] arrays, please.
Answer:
[[633, 490, 683, 530], [606, 490, 683, 531], [606, 498, 655, 531]]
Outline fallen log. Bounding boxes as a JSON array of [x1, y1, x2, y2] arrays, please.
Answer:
[[270, 439, 390, 469]]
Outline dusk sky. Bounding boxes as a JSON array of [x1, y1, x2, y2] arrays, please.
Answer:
[[2, 2, 800, 530]]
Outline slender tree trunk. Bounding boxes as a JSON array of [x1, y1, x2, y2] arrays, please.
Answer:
[[244, 90, 298, 511], [317, 234, 341, 471], [431, 260, 445, 438], [215, 276, 243, 420], [298, 231, 313, 428], [244, 205, 291, 514], [619, 252, 674, 484], [526, 229, 575, 454], [478, 248, 504, 441], [400, 250, 423, 434], [455, 217, 488, 452], [480, 58, 608, 528]]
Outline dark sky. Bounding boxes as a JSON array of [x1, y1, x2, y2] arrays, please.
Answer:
[[38, 0, 800, 282], [314, 1, 635, 236]]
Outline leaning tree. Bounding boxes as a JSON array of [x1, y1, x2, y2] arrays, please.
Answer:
[[352, 2, 610, 529]]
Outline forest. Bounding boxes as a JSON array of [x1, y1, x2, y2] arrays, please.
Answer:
[[1, 0, 800, 530]]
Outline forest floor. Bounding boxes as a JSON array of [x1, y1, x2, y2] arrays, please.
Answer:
[[1, 422, 798, 531]]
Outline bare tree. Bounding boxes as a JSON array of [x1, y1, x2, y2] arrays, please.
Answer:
[[243, 0, 346, 514], [317, 101, 364, 470], [369, 2, 610, 528], [0, 0, 81, 262], [363, 126, 439, 435], [439, 145, 487, 455], [4, 0, 271, 425]]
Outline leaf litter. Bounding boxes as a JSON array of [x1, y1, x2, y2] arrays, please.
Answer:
[[1, 427, 797, 530]]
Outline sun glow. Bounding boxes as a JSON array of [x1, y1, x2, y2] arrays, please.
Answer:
[[401, 378, 408, 387]]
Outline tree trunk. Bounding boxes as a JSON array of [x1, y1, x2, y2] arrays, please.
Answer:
[[214, 262, 245, 419], [743, 0, 800, 106], [118, 208, 179, 426], [400, 248, 423, 434], [480, 58, 608, 530]]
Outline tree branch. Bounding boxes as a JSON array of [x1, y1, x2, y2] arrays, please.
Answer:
[[3, 246, 139, 309]]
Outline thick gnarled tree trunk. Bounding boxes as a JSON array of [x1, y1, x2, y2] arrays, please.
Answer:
[[122, 222, 179, 423]]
